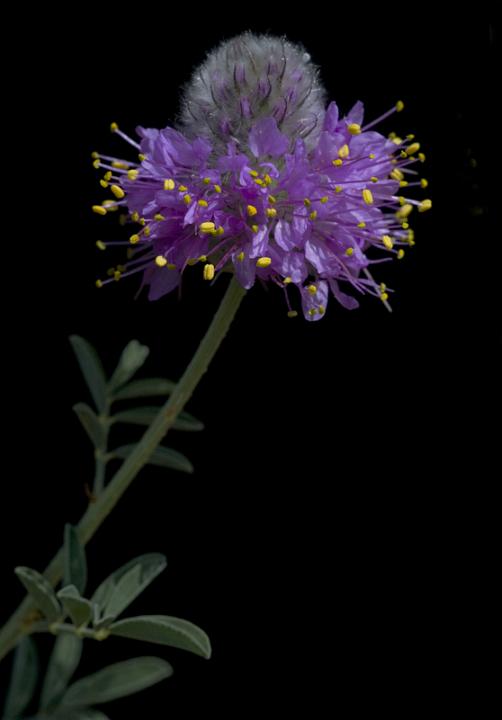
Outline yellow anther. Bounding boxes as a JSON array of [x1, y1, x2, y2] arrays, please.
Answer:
[[390, 168, 404, 181], [113, 270, 121, 281], [144, 226, 151, 237], [369, 153, 376, 159], [396, 203, 413, 219], [111, 184, 125, 199], [283, 276, 292, 284], [100, 179, 109, 188], [407, 229, 415, 245], [407, 134, 415, 141], [255, 178, 265, 186], [318, 305, 326, 315], [399, 180, 409, 187], [102, 200, 116, 209], [166, 263, 176, 270], [357, 221, 366, 228], [154, 213, 165, 221], [127, 169, 139, 180], [203, 177, 211, 184], [382, 235, 394, 250], [398, 196, 406, 206], [183, 194, 192, 204], [198, 199, 209, 207], [112, 161, 129, 169], [320, 196, 328, 204], [400, 150, 408, 159], [309, 210, 317, 221], [420, 178, 428, 188], [347, 123, 361, 135], [92, 159, 101, 169], [200, 221, 216, 234], [164, 178, 175, 190], [264, 174, 272, 185], [392, 137, 403, 145], [216, 226, 224, 236], [335, 185, 343, 193], [198, 255, 207, 262], [178, 185, 188, 192], [236, 251, 245, 262], [338, 144, 350, 158], [308, 308, 317, 316], [370, 176, 378, 183], [92, 205, 107, 215], [214, 184, 222, 193], [380, 283, 386, 292], [362, 189, 374, 205], [95, 279, 103, 288], [104, 171, 112, 181], [91, 151, 99, 159], [256, 257, 272, 268], [418, 152, 426, 163], [396, 100, 404, 112], [110, 122, 119, 132], [380, 292, 389, 301], [96, 240, 106, 251], [345, 247, 354, 256], [406, 142, 420, 156], [247, 204, 258, 217], [203, 263, 215, 281], [402, 222, 409, 229], [249, 170, 259, 177], [388, 131, 397, 140], [266, 207, 277, 218], [106, 268, 115, 277], [138, 153, 146, 161], [307, 284, 317, 295], [287, 310, 298, 318], [117, 264, 126, 273], [139, 217, 146, 226], [129, 234, 140, 244], [268, 195, 277, 204], [397, 249, 405, 259], [332, 158, 343, 167], [187, 258, 198, 266], [418, 199, 432, 212], [251, 224, 259, 233], [304, 198, 311, 207], [126, 248, 134, 260], [131, 211, 139, 222], [155, 256, 168, 267]]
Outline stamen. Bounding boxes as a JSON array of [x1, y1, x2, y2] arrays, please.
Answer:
[[203, 263, 215, 280], [256, 257, 272, 268], [362, 189, 374, 205]]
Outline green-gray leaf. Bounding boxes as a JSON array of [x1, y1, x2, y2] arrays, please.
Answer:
[[3, 637, 38, 719], [57, 586, 93, 627], [69, 336, 107, 413], [108, 340, 150, 391], [112, 406, 204, 432], [64, 524, 87, 595], [40, 632, 83, 710], [72, 403, 105, 449], [112, 445, 193, 473], [112, 377, 177, 401], [15, 567, 61, 621], [91, 554, 166, 619], [61, 657, 173, 706], [110, 615, 211, 659]]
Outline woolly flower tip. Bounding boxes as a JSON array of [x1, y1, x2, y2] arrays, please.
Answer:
[[92, 35, 430, 321], [180, 33, 326, 151]]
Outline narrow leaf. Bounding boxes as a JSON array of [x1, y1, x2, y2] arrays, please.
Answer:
[[112, 445, 193, 474], [103, 564, 142, 621], [108, 340, 150, 391], [69, 335, 107, 412], [15, 567, 61, 621], [110, 615, 211, 659], [58, 586, 93, 627], [61, 657, 173, 706], [72, 403, 105, 449], [3, 637, 38, 719], [112, 406, 204, 432], [112, 377, 176, 401], [64, 524, 87, 595], [40, 632, 83, 710], [91, 554, 166, 617]]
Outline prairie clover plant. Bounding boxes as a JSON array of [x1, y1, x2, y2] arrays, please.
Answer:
[[92, 33, 430, 318], [1, 33, 430, 717]]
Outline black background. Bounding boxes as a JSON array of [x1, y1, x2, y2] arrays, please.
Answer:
[[1, 9, 496, 717]]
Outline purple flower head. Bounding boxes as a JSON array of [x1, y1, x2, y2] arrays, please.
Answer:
[[93, 34, 431, 320]]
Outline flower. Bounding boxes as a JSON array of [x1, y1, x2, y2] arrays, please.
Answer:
[[92, 33, 430, 320]]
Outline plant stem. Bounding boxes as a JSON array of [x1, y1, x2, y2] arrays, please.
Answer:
[[0, 277, 246, 663]]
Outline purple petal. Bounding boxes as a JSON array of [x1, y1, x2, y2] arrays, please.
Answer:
[[248, 118, 289, 157], [301, 280, 329, 321], [329, 279, 359, 309], [145, 266, 180, 301], [323, 101, 339, 133]]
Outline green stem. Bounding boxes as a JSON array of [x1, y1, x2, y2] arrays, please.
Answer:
[[0, 277, 246, 663]]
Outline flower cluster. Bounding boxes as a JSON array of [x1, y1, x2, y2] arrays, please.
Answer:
[[92, 33, 430, 320]]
